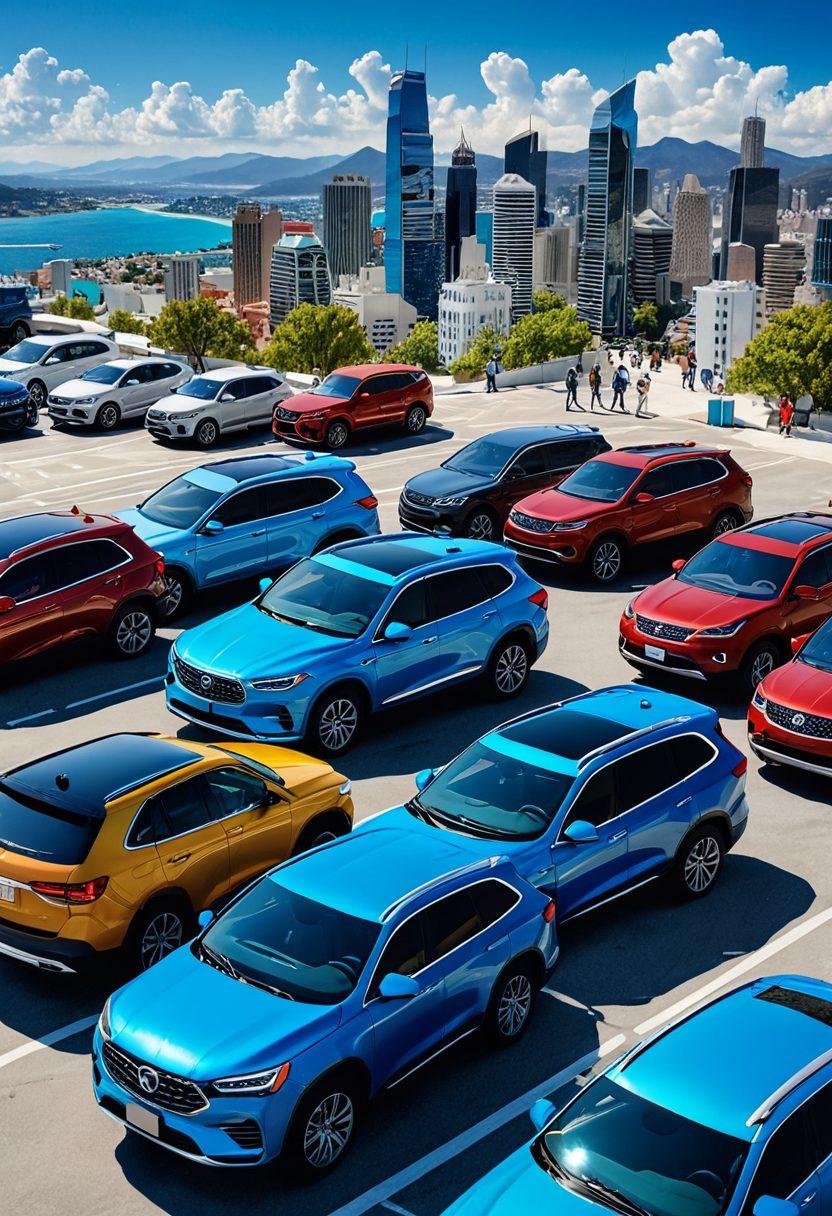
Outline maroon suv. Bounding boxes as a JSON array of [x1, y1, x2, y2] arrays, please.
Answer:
[[0, 509, 166, 665]]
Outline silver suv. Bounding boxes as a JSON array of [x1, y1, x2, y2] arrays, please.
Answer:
[[48, 358, 192, 430], [145, 366, 293, 448]]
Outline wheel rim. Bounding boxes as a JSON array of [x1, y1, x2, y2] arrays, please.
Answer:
[[714, 513, 737, 536], [141, 911, 184, 968], [319, 698, 358, 751], [304, 1092, 354, 1168], [198, 421, 217, 445], [497, 974, 532, 1037], [28, 382, 44, 408], [116, 610, 152, 654], [310, 829, 338, 848], [328, 424, 348, 448], [593, 541, 621, 581], [100, 405, 119, 429], [751, 649, 776, 685], [467, 513, 495, 540], [495, 644, 528, 693], [162, 576, 183, 618], [684, 836, 721, 893], [407, 408, 425, 433]]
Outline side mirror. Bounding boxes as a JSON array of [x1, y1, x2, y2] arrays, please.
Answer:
[[383, 621, 412, 643], [220, 391, 234, 402], [202, 519, 224, 535], [259, 576, 273, 595], [415, 767, 435, 791], [791, 632, 812, 654], [794, 584, 820, 601], [43, 355, 61, 366], [753, 1199, 799, 1216], [0, 595, 16, 614], [360, 391, 370, 399], [378, 972, 420, 1000], [634, 492, 654, 504], [672, 558, 686, 574], [562, 819, 600, 846], [530, 1098, 556, 1133], [197, 910, 214, 931]]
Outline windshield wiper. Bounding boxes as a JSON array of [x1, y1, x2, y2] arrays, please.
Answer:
[[408, 799, 518, 840], [579, 1177, 652, 1216]]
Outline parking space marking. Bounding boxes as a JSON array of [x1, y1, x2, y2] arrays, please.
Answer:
[[5, 708, 55, 727], [743, 457, 796, 471], [66, 676, 165, 711], [0, 1014, 98, 1072], [381, 1203, 418, 1216], [325, 1033, 627, 1216]]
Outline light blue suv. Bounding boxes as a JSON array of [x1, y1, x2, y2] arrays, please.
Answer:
[[118, 452, 380, 618], [166, 533, 550, 754]]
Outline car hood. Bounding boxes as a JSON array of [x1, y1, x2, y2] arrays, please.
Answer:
[[289, 390, 350, 414], [116, 507, 184, 551], [513, 488, 613, 525], [353, 804, 532, 863], [109, 947, 341, 1080], [151, 392, 213, 415], [0, 357, 33, 375], [50, 378, 105, 399], [634, 577, 768, 631], [405, 466, 493, 500], [443, 1145, 595, 1215], [761, 659, 832, 715], [175, 601, 354, 680]]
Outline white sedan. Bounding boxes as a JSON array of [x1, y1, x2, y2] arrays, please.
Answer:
[[47, 358, 192, 430]]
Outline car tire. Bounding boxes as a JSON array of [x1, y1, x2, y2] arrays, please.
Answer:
[[11, 321, 29, 344], [404, 404, 427, 435], [488, 636, 531, 698], [712, 509, 742, 539], [109, 602, 155, 659], [588, 535, 625, 584], [284, 1076, 359, 1179], [484, 959, 537, 1046], [307, 687, 364, 756], [27, 379, 46, 412], [739, 638, 782, 696], [159, 568, 191, 621], [195, 417, 219, 448], [464, 506, 498, 542], [130, 900, 192, 972], [291, 813, 350, 856], [325, 419, 351, 450], [96, 401, 121, 431], [673, 825, 724, 900]]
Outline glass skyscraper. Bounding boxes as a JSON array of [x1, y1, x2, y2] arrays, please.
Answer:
[[813, 217, 832, 292], [577, 79, 638, 339], [505, 128, 548, 229], [719, 166, 780, 285], [444, 130, 477, 281]]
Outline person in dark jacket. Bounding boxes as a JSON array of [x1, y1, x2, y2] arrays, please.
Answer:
[[565, 365, 584, 411], [589, 363, 604, 410], [611, 364, 630, 412]]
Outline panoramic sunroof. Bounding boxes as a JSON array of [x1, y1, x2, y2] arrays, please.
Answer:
[[755, 984, 832, 1029]]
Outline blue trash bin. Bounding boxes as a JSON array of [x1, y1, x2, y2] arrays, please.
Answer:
[[707, 398, 735, 426]]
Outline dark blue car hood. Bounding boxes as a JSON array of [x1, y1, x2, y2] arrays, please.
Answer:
[[405, 465, 495, 499]]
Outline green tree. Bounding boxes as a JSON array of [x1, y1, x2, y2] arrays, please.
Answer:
[[501, 305, 592, 370], [107, 309, 147, 336], [47, 294, 95, 321], [633, 301, 659, 339], [147, 297, 255, 371], [448, 326, 501, 380], [382, 320, 442, 373], [261, 303, 375, 375], [532, 290, 567, 313], [727, 303, 832, 409]]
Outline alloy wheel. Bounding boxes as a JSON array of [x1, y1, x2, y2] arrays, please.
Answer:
[[140, 911, 184, 969], [751, 649, 777, 685], [714, 512, 738, 536], [197, 420, 217, 446], [684, 836, 721, 894], [406, 407, 426, 433], [467, 512, 495, 541], [495, 644, 528, 693], [116, 610, 152, 655], [327, 423, 349, 449], [161, 576, 184, 619], [28, 382, 45, 409], [310, 829, 338, 848], [99, 404, 119, 430], [592, 541, 621, 582], [497, 974, 532, 1037], [303, 1092, 354, 1169], [319, 698, 358, 751]]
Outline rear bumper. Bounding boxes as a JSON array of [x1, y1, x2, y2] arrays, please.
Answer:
[[0, 918, 97, 973]]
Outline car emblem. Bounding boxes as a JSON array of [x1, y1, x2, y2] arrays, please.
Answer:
[[137, 1065, 159, 1094], [792, 713, 806, 728], [200, 674, 213, 693]]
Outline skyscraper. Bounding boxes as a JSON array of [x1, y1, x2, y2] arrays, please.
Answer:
[[633, 167, 652, 216], [269, 233, 331, 327], [504, 127, 548, 228], [669, 173, 711, 298], [632, 209, 673, 303], [740, 114, 766, 168], [577, 79, 638, 338], [444, 129, 477, 281], [812, 217, 832, 293], [163, 254, 201, 302], [232, 204, 283, 305], [322, 175, 372, 283], [762, 239, 805, 315], [492, 174, 536, 319], [720, 115, 778, 284]]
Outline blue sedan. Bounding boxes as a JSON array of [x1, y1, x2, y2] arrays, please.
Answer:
[[166, 533, 550, 754], [92, 825, 558, 1173]]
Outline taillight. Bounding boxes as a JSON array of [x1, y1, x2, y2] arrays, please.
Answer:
[[732, 756, 748, 777], [529, 588, 549, 610], [155, 558, 165, 577], [355, 496, 378, 510], [742, 473, 753, 487], [543, 899, 556, 923], [30, 876, 109, 904]]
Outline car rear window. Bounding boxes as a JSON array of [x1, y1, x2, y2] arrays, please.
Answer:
[[0, 786, 102, 864]]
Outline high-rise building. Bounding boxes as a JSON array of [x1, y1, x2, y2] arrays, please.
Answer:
[[232, 204, 283, 305], [725, 242, 757, 282], [438, 235, 512, 366], [444, 129, 477, 281], [534, 223, 578, 304], [47, 259, 73, 296], [577, 79, 638, 338], [633, 168, 652, 217], [812, 217, 832, 294], [669, 173, 712, 298], [693, 280, 766, 375], [163, 254, 201, 302], [475, 211, 493, 265], [269, 233, 331, 327], [632, 209, 673, 303], [332, 264, 417, 353], [762, 239, 806, 315], [719, 115, 778, 284], [740, 114, 766, 169], [492, 174, 536, 319], [384, 68, 442, 319], [504, 127, 548, 228], [322, 175, 372, 283], [576, 184, 586, 243]]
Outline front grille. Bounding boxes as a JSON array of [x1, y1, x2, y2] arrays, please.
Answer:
[[636, 614, 694, 643], [173, 654, 246, 704], [219, 1120, 263, 1151], [510, 511, 554, 534], [102, 1041, 208, 1115], [766, 699, 832, 740], [403, 489, 435, 507], [273, 406, 299, 421]]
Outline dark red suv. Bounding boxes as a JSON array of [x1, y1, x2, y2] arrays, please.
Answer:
[[272, 364, 434, 450], [0, 510, 166, 665], [504, 442, 753, 583]]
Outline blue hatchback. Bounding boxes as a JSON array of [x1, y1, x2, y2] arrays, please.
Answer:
[[362, 684, 749, 914], [92, 826, 558, 1173], [166, 533, 550, 754], [443, 973, 832, 1216], [118, 452, 380, 618]]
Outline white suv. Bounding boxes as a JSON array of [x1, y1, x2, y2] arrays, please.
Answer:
[[145, 366, 293, 448], [0, 333, 120, 411], [47, 358, 192, 430]]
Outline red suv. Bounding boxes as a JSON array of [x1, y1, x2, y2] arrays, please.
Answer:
[[620, 513, 832, 695], [503, 442, 753, 584], [0, 510, 166, 666], [272, 364, 434, 450]]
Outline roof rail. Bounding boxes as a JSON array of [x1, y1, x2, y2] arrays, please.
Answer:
[[380, 855, 503, 923], [746, 1047, 832, 1127], [577, 714, 692, 769], [617, 441, 698, 454]]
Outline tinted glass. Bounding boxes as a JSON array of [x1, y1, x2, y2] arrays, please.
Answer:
[[126, 798, 168, 848], [311, 374, 361, 399], [803, 1080, 832, 1162], [749, 519, 831, 545], [159, 776, 214, 836], [138, 475, 223, 528], [82, 364, 123, 384], [444, 434, 520, 477], [123, 364, 154, 385], [558, 460, 641, 503], [382, 580, 428, 630], [339, 538, 432, 576], [204, 767, 267, 817], [502, 709, 629, 761], [425, 890, 482, 961], [52, 540, 126, 587], [563, 766, 618, 829], [259, 557, 388, 638], [0, 554, 55, 602], [799, 617, 832, 674], [267, 477, 339, 515], [0, 513, 87, 558], [741, 1107, 816, 1213], [671, 735, 715, 780], [673, 459, 725, 492], [213, 487, 266, 527], [639, 465, 675, 498], [3, 339, 47, 364], [678, 540, 795, 601], [547, 441, 585, 470], [0, 787, 102, 864], [221, 380, 249, 401], [475, 565, 513, 598], [615, 741, 678, 812], [469, 879, 519, 928], [177, 377, 222, 400], [371, 915, 427, 995], [428, 569, 488, 617], [795, 547, 832, 589], [510, 446, 550, 477], [364, 375, 394, 394]]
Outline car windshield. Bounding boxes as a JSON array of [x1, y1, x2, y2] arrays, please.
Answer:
[[534, 1076, 748, 1216], [176, 377, 221, 400], [310, 374, 360, 399], [799, 618, 832, 673], [677, 540, 794, 601], [410, 741, 574, 840], [82, 364, 123, 384], [444, 436, 518, 477], [2, 339, 47, 364], [258, 557, 388, 638], [138, 475, 223, 528], [557, 460, 641, 503], [199, 879, 379, 1004]]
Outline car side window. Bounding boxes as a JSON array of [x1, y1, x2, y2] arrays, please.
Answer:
[[424, 890, 483, 962], [615, 741, 679, 813], [248, 376, 277, 396], [86, 342, 111, 358], [670, 735, 716, 781], [509, 446, 549, 478], [380, 580, 428, 631], [561, 766, 618, 831], [52, 540, 128, 588], [475, 564, 513, 599], [369, 914, 427, 998], [157, 776, 215, 836], [126, 796, 169, 848], [795, 546, 832, 589], [741, 1107, 816, 1214], [469, 880, 520, 928], [802, 1080, 832, 1165], [547, 441, 583, 471], [204, 767, 268, 818], [129, 364, 155, 384], [363, 375, 390, 395], [0, 553, 56, 603], [426, 569, 489, 619], [212, 487, 266, 527], [45, 344, 73, 364], [638, 465, 675, 498], [222, 380, 249, 401]]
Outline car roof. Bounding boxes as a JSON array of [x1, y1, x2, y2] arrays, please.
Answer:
[[196, 366, 277, 383], [471, 425, 602, 448], [329, 364, 420, 377], [201, 453, 352, 484], [2, 734, 202, 820], [326, 533, 501, 580], [26, 332, 113, 348], [718, 513, 832, 558], [105, 357, 176, 370], [596, 442, 724, 469], [611, 976, 832, 1141], [0, 511, 119, 560]]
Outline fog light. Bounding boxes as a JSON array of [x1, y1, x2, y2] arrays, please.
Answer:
[[712, 653, 727, 664], [177, 425, 186, 434]]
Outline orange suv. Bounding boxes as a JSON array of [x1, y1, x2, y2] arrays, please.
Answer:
[[272, 363, 434, 450], [504, 442, 753, 583], [0, 733, 353, 973]]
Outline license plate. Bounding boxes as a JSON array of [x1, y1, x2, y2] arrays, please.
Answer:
[[645, 644, 666, 662], [0, 880, 15, 904], [125, 1103, 160, 1137]]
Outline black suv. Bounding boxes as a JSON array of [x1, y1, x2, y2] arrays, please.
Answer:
[[399, 425, 610, 540]]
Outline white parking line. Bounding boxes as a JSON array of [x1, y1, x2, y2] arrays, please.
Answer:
[[743, 456, 796, 472], [5, 708, 55, 727], [382, 1203, 418, 1216], [66, 676, 164, 710], [0, 1014, 98, 1072]]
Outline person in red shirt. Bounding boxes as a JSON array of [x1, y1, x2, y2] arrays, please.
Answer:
[[778, 394, 795, 437]]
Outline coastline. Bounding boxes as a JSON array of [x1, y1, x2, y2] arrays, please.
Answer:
[[130, 203, 232, 227]]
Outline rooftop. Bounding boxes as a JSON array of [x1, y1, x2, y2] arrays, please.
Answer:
[[0, 511, 102, 560]]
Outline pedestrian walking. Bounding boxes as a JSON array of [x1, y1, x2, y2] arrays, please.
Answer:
[[679, 353, 689, 388], [687, 348, 697, 391], [650, 348, 659, 371], [565, 365, 584, 411], [485, 356, 499, 393], [611, 364, 630, 412], [778, 393, 795, 437], [635, 372, 651, 417], [589, 362, 604, 411]]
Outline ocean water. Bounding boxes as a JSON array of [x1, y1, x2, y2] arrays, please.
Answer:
[[0, 207, 232, 276]]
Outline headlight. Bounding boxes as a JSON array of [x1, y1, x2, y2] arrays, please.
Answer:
[[73, 395, 99, 405], [176, 411, 204, 420], [300, 410, 326, 420], [624, 598, 635, 620], [752, 688, 767, 710], [433, 495, 468, 508], [339, 778, 352, 795], [98, 997, 111, 1041], [698, 620, 747, 638], [551, 520, 588, 531], [250, 673, 310, 691], [212, 1063, 290, 1096]]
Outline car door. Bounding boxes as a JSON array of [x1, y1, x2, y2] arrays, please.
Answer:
[[629, 464, 679, 545], [148, 362, 185, 407], [39, 342, 77, 390], [242, 375, 276, 427], [672, 458, 728, 536], [426, 568, 497, 687], [549, 764, 629, 917], [613, 739, 693, 885], [151, 775, 231, 910], [379, 372, 411, 424], [203, 765, 292, 887], [497, 443, 558, 514], [195, 485, 270, 586], [739, 1103, 820, 1216], [802, 1080, 832, 1215], [265, 477, 341, 570], [216, 378, 249, 431], [0, 551, 63, 663], [366, 907, 447, 1082], [117, 363, 154, 417], [371, 579, 443, 707], [438, 881, 518, 1039], [50, 539, 128, 641], [352, 374, 388, 428], [787, 546, 832, 639]]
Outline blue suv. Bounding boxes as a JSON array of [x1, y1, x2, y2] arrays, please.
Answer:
[[362, 684, 749, 913], [0, 378, 37, 435], [166, 533, 550, 754], [118, 452, 380, 618], [443, 974, 832, 1216], [92, 826, 558, 1173]]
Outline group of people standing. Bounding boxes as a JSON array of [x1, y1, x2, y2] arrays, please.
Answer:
[[566, 359, 652, 418]]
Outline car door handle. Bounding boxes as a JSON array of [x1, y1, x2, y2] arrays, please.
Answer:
[[249, 529, 266, 536], [482, 610, 497, 620], [422, 635, 438, 645], [40, 602, 61, 612], [103, 576, 121, 585], [800, 1195, 817, 1208], [226, 825, 244, 837], [167, 852, 191, 864], [421, 980, 441, 993], [311, 511, 325, 519], [676, 796, 693, 807], [609, 830, 628, 843]]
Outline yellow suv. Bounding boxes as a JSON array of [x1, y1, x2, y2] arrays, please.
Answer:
[[0, 733, 353, 973]]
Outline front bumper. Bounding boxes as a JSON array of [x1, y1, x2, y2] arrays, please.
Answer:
[[272, 414, 326, 444], [146, 414, 199, 440], [398, 499, 466, 535], [748, 704, 832, 776], [0, 394, 36, 430], [165, 669, 310, 743], [0, 917, 97, 973], [48, 402, 95, 425], [503, 530, 584, 566], [618, 618, 743, 680]]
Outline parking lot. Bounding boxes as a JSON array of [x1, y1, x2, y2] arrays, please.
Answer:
[[1, 382, 831, 1216]]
